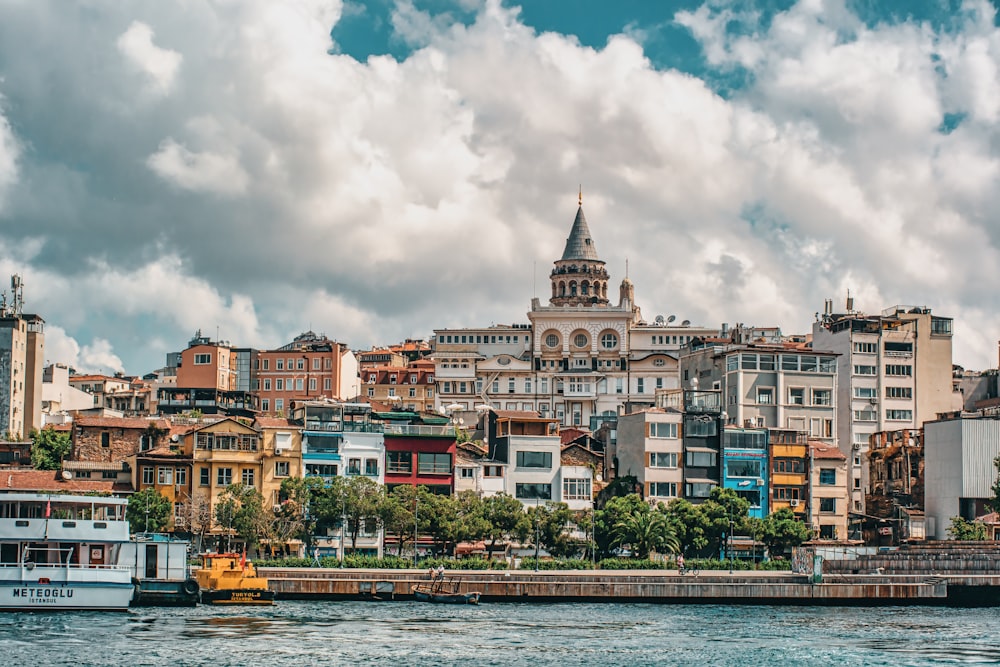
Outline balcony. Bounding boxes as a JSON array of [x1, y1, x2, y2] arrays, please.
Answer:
[[383, 424, 454, 437], [684, 390, 722, 414]]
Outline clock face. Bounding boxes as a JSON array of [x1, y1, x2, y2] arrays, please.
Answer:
[[574, 333, 588, 348]]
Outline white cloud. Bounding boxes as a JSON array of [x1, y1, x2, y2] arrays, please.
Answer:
[[146, 138, 250, 195], [0, 102, 18, 208], [44, 325, 124, 375], [116, 21, 182, 96]]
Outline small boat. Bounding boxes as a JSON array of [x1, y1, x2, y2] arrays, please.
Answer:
[[0, 493, 136, 611], [412, 578, 481, 605], [195, 553, 275, 605]]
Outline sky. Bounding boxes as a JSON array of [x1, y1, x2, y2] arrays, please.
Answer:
[[1, 0, 1000, 375]]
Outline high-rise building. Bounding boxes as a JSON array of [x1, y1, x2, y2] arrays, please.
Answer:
[[812, 300, 961, 514], [0, 275, 44, 439]]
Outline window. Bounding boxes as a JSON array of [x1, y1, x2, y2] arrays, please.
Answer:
[[741, 354, 758, 370], [142, 466, 154, 485], [726, 460, 761, 478], [601, 333, 618, 349], [649, 422, 678, 439], [157, 467, 173, 485], [296, 358, 304, 370], [295, 379, 304, 391], [854, 387, 877, 399], [563, 478, 591, 500], [774, 487, 801, 500], [324, 378, 332, 391], [262, 359, 269, 370], [263, 378, 271, 391], [545, 333, 559, 348], [242, 468, 255, 486], [508, 378, 515, 392], [460, 468, 475, 479], [516, 483, 552, 500], [773, 459, 804, 474], [685, 417, 717, 437], [309, 378, 317, 392], [930, 317, 953, 336], [886, 386, 912, 399], [275, 461, 290, 477], [516, 451, 552, 468], [275, 399, 284, 412], [637, 378, 645, 394], [194, 353, 211, 365], [819, 498, 836, 513], [217, 468, 232, 486], [387, 452, 412, 473], [853, 342, 877, 354], [885, 364, 912, 376], [886, 409, 913, 420], [483, 465, 504, 478], [854, 408, 877, 422], [200, 467, 209, 486], [261, 399, 271, 411], [685, 482, 715, 498], [685, 451, 717, 467], [347, 458, 362, 475], [276, 378, 284, 390], [757, 388, 774, 404], [364, 458, 379, 476], [788, 388, 804, 405], [525, 378, 532, 393], [812, 389, 832, 406], [305, 464, 338, 478], [175, 468, 187, 486], [101, 432, 110, 448], [854, 365, 877, 376], [649, 482, 677, 497], [276, 359, 284, 370], [819, 469, 836, 485], [418, 453, 452, 474], [649, 452, 678, 468], [573, 333, 588, 348]]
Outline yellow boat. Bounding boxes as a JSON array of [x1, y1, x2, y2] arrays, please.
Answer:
[[195, 553, 275, 605]]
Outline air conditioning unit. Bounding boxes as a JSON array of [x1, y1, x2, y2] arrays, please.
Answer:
[[789, 499, 800, 507], [852, 443, 862, 451], [869, 397, 878, 404]]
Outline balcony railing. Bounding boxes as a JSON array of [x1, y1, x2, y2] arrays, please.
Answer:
[[383, 424, 454, 437]]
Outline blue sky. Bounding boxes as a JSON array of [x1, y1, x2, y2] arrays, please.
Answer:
[[1, 0, 1000, 375]]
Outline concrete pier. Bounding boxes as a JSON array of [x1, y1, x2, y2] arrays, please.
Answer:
[[257, 567, 998, 605]]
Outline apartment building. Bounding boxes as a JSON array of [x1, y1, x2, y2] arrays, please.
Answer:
[[722, 427, 769, 519], [158, 333, 256, 416], [616, 408, 683, 505], [808, 440, 849, 540], [768, 428, 809, 519], [812, 301, 961, 514], [362, 359, 436, 413], [255, 331, 360, 415], [0, 276, 44, 439]]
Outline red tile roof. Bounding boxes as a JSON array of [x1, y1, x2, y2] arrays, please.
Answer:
[[254, 417, 296, 428], [2, 470, 132, 494], [809, 441, 847, 460], [74, 417, 169, 430]]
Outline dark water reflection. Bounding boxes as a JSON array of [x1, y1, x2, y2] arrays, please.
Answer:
[[1, 601, 998, 666]]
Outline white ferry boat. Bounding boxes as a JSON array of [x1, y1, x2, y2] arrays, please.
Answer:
[[0, 493, 135, 611]]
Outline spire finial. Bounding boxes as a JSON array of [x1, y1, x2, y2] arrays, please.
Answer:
[[578, 185, 582, 206], [626, 257, 629, 279]]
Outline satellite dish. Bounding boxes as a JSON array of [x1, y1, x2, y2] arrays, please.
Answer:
[[61, 470, 72, 480], [666, 315, 676, 324], [681, 319, 691, 326], [170, 434, 180, 443], [654, 315, 665, 325]]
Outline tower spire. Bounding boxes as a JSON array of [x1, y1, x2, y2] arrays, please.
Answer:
[[578, 184, 582, 206]]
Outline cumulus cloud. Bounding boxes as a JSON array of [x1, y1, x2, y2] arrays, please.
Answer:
[[0, 0, 999, 376], [45, 325, 124, 375], [116, 21, 182, 96]]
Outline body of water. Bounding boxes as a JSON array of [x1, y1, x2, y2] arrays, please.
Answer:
[[1, 601, 998, 666]]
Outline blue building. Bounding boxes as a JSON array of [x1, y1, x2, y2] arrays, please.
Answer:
[[722, 427, 769, 519]]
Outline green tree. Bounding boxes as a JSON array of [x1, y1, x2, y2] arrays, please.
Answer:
[[662, 498, 711, 556], [379, 484, 418, 557], [126, 487, 172, 534], [989, 455, 1000, 515], [595, 494, 646, 558], [215, 484, 268, 553], [948, 516, 988, 541], [418, 488, 461, 556], [30, 427, 72, 470], [480, 493, 529, 558], [610, 502, 679, 559], [528, 502, 575, 557], [342, 476, 384, 552], [758, 508, 812, 557], [700, 487, 751, 556]]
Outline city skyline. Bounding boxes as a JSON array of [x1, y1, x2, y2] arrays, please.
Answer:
[[1, 1, 999, 375]]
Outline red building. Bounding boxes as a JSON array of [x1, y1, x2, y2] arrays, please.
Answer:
[[380, 412, 456, 495]]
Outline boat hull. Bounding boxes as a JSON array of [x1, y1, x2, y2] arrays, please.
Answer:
[[131, 579, 200, 607], [412, 586, 480, 605], [0, 581, 134, 611], [200, 588, 276, 605]]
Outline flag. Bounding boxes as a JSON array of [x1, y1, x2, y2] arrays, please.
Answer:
[[45, 500, 51, 518], [240, 549, 247, 571]]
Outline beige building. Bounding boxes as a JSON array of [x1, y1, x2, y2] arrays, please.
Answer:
[[809, 440, 849, 541], [188, 418, 264, 539], [616, 408, 683, 504], [812, 302, 961, 514], [253, 416, 303, 507]]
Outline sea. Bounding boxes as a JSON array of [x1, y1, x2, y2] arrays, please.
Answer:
[[1, 601, 998, 666]]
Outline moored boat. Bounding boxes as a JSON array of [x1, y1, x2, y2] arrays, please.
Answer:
[[412, 578, 481, 605], [195, 553, 275, 605], [0, 493, 135, 611], [123, 533, 199, 607]]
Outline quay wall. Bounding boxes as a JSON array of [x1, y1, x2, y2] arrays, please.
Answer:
[[257, 568, 976, 605]]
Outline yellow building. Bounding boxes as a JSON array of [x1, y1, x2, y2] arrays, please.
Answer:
[[253, 416, 303, 507], [188, 418, 264, 539], [769, 428, 809, 519]]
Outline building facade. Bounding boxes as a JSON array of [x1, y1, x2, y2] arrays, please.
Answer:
[[616, 408, 683, 505]]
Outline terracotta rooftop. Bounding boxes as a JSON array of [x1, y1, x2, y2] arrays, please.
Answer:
[[2, 470, 132, 494], [809, 440, 847, 460], [253, 417, 297, 428], [75, 416, 169, 430]]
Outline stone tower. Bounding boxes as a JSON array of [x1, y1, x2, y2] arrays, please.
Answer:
[[549, 197, 610, 307]]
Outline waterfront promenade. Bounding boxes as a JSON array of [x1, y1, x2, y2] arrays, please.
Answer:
[[258, 567, 1000, 605]]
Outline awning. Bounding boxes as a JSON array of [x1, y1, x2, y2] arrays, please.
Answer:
[[685, 446, 719, 454], [683, 478, 717, 485]]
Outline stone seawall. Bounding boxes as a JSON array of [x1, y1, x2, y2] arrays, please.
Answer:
[[257, 568, 991, 605]]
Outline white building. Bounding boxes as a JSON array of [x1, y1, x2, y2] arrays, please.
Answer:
[[616, 408, 684, 504], [924, 416, 1000, 540], [812, 301, 961, 514]]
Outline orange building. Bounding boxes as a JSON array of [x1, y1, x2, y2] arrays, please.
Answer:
[[157, 332, 256, 416], [255, 331, 359, 416], [362, 359, 436, 412]]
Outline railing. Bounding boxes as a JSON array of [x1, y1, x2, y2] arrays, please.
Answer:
[[383, 424, 453, 437]]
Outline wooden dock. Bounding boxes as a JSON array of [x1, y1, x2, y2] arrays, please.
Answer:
[[257, 567, 1000, 605]]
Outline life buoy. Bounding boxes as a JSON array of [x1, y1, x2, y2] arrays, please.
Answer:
[[183, 578, 199, 596]]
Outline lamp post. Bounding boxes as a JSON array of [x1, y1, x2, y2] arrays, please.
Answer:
[[534, 500, 541, 572], [413, 493, 419, 568], [728, 505, 734, 575]]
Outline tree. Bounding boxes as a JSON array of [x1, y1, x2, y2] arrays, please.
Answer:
[[610, 502, 679, 559], [662, 498, 711, 556], [126, 488, 172, 535], [948, 516, 988, 541], [758, 508, 812, 557], [989, 455, 1000, 515], [379, 485, 418, 557], [30, 427, 72, 470], [342, 476, 384, 552], [700, 487, 751, 556], [418, 488, 461, 556], [215, 484, 269, 553], [480, 493, 529, 558], [527, 502, 575, 557], [595, 494, 647, 558]]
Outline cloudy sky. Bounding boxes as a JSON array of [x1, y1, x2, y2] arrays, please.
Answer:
[[1, 0, 999, 375]]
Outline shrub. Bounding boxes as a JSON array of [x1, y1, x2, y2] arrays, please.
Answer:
[[597, 558, 670, 570], [519, 558, 595, 570]]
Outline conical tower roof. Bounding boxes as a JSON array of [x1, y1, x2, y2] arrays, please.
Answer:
[[560, 206, 601, 262]]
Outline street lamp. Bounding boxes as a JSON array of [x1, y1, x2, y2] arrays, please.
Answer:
[[533, 500, 541, 572], [413, 493, 419, 568]]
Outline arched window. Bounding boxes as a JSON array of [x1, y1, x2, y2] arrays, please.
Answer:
[[570, 282, 577, 296], [582, 281, 590, 295], [559, 282, 566, 296]]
